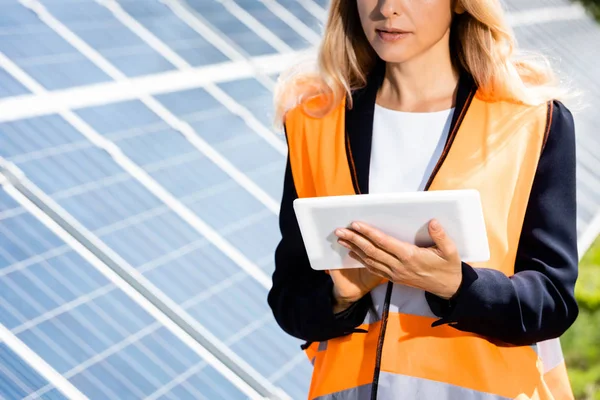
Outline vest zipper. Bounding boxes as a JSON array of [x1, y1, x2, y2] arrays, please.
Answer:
[[370, 281, 393, 400]]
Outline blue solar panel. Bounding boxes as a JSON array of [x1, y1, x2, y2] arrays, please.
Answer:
[[217, 78, 280, 131], [0, 4, 112, 90], [0, 113, 310, 398], [184, 0, 279, 56], [0, 187, 249, 399], [0, 343, 67, 400], [270, 0, 324, 34], [312, 0, 329, 10], [0, 68, 30, 98], [152, 87, 286, 202], [233, 0, 311, 50], [116, 0, 231, 66], [40, 1, 176, 77]]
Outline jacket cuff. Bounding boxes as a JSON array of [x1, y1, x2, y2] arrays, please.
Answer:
[[426, 262, 481, 326], [332, 291, 372, 329]]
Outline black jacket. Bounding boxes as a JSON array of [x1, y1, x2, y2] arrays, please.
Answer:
[[267, 68, 579, 347]]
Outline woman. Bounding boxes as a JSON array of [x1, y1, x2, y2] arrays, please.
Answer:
[[268, 0, 579, 399]]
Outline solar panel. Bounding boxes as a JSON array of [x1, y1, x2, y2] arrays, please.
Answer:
[[0, 109, 308, 398], [231, 0, 312, 50], [0, 186, 250, 399], [510, 13, 600, 237], [0, 343, 67, 400], [0, 3, 112, 90], [1, 0, 599, 399], [182, 1, 281, 56], [0, 68, 30, 98], [41, 1, 178, 77]]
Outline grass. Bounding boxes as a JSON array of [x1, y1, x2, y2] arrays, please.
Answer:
[[562, 235, 600, 399]]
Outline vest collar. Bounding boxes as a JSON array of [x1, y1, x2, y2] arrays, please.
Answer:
[[345, 62, 477, 195]]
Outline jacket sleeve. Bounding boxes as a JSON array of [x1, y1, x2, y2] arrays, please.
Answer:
[[426, 100, 579, 346], [267, 132, 372, 343]]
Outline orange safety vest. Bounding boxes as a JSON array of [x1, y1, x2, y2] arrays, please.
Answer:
[[283, 73, 574, 399]]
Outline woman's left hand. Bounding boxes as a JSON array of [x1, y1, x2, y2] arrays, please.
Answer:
[[335, 219, 463, 299]]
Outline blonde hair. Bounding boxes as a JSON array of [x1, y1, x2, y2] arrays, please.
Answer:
[[274, 0, 569, 126]]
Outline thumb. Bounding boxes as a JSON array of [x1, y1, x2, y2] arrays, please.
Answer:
[[428, 219, 456, 259]]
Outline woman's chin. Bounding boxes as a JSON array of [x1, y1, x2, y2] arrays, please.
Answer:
[[371, 43, 415, 64]]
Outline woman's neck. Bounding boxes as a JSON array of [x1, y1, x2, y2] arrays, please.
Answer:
[[377, 33, 459, 113]]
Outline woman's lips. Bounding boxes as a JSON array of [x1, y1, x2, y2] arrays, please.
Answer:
[[376, 29, 411, 42]]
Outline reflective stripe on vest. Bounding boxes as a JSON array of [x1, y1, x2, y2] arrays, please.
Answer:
[[285, 92, 573, 400]]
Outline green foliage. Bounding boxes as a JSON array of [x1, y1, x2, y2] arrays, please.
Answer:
[[563, 236, 600, 399], [576, 254, 600, 311], [577, 0, 600, 21]]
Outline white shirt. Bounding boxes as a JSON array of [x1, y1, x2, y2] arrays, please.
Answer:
[[368, 104, 455, 319], [369, 104, 455, 194]]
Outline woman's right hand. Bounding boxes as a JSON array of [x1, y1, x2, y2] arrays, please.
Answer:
[[330, 267, 382, 313]]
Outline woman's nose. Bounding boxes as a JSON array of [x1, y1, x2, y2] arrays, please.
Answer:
[[379, 0, 402, 18]]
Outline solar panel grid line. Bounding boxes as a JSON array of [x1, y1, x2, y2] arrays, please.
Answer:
[[0, 36, 275, 290], [2, 298, 118, 399], [291, 0, 327, 21], [0, 163, 286, 398], [0, 355, 45, 400], [3, 298, 123, 399], [24, 296, 232, 400], [19, 0, 128, 81], [0, 48, 308, 123], [0, 220, 216, 400], [161, 0, 279, 91], [0, 325, 88, 400], [201, 84, 286, 154], [10, 284, 115, 336], [7, 140, 92, 166], [8, 244, 245, 343], [215, 0, 295, 53], [0, 175, 270, 400], [1, 344, 71, 400], [267, 351, 307, 384], [51, 170, 132, 202], [94, 0, 286, 155], [96, 0, 189, 71], [0, 238, 169, 399], [17, 53, 84, 68], [0, 206, 28, 224], [256, 0, 321, 44], [0, 244, 72, 280], [132, 99, 282, 213], [144, 360, 211, 400], [27, 0, 284, 217], [0, 53, 45, 95], [223, 313, 272, 347], [2, 145, 280, 376], [28, 323, 179, 398], [160, 0, 247, 63]]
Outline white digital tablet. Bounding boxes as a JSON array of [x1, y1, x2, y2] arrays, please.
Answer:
[[293, 189, 490, 271]]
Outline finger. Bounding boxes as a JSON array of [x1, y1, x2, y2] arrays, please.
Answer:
[[339, 238, 371, 263], [428, 219, 458, 259], [337, 228, 397, 268], [350, 222, 415, 263], [348, 251, 393, 281]]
